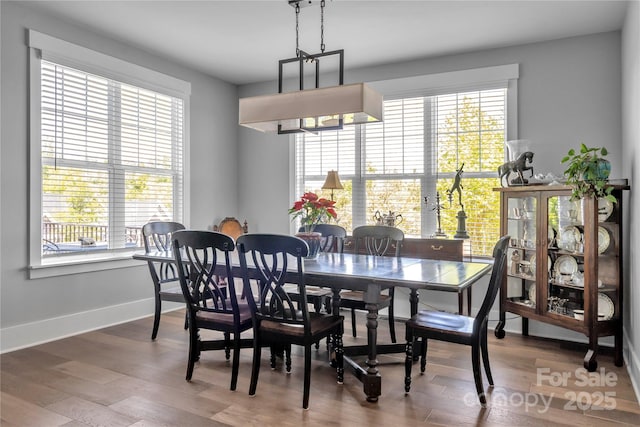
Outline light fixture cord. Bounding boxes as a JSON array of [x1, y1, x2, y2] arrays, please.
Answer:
[[320, 0, 325, 52], [295, 2, 300, 57]]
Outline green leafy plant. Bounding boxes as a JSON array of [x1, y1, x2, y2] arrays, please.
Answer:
[[561, 143, 615, 203], [289, 192, 337, 233]]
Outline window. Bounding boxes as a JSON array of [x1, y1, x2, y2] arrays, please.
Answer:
[[294, 66, 518, 257], [29, 30, 190, 275]]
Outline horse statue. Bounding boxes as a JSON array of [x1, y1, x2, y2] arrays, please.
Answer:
[[498, 151, 534, 187]]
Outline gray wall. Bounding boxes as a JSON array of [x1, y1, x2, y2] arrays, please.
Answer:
[[238, 32, 634, 352], [621, 0, 640, 403], [0, 2, 239, 349], [239, 31, 624, 238], [1, 1, 638, 399]]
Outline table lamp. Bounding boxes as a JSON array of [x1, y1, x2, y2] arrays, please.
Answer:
[[322, 170, 344, 200]]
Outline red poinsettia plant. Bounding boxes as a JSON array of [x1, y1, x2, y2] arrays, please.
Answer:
[[289, 192, 337, 234]]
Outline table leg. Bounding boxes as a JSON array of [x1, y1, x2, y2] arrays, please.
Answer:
[[409, 289, 419, 316], [410, 289, 420, 361], [364, 299, 381, 401]]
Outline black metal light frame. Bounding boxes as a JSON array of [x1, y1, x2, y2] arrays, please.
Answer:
[[277, 49, 345, 134]]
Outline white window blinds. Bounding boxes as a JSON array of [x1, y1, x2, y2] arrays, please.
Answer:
[[295, 87, 508, 257], [40, 60, 184, 256]]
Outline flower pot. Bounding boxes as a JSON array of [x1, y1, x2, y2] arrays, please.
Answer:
[[595, 158, 611, 180], [295, 232, 322, 260]]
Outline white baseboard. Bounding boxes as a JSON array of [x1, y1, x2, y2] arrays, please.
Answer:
[[0, 298, 183, 354], [623, 328, 640, 404]]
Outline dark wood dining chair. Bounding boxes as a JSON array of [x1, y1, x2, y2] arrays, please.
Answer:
[[288, 224, 347, 314], [172, 230, 253, 390], [404, 235, 509, 406], [236, 233, 344, 409], [142, 221, 186, 340], [341, 225, 404, 343]]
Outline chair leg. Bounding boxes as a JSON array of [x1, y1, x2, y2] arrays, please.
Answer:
[[404, 330, 413, 393], [335, 332, 344, 384], [185, 324, 198, 381], [224, 332, 231, 360], [270, 346, 277, 370], [420, 338, 428, 373], [183, 311, 188, 330], [230, 333, 241, 391], [471, 342, 487, 406], [151, 294, 161, 340], [285, 344, 292, 373], [351, 308, 357, 338], [388, 288, 396, 343], [249, 335, 262, 396], [303, 345, 312, 409], [480, 326, 494, 386]]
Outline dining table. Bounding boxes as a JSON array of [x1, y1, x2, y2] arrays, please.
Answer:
[[133, 249, 491, 402]]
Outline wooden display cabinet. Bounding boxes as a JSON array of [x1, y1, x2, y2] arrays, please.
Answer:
[[494, 183, 629, 371]]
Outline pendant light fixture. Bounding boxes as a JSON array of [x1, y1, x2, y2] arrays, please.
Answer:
[[239, 0, 383, 134]]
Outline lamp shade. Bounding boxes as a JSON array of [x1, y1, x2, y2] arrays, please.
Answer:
[[239, 83, 383, 133], [322, 170, 344, 190]]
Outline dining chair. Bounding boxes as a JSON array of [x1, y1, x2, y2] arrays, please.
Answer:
[[287, 224, 347, 314], [341, 225, 404, 343], [172, 230, 253, 390], [213, 217, 248, 295], [142, 221, 186, 340], [236, 233, 344, 409], [404, 235, 509, 406]]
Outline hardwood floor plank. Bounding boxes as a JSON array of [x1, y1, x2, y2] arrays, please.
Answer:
[[52, 360, 126, 385], [45, 396, 139, 426], [109, 395, 227, 426], [0, 392, 72, 426], [0, 371, 71, 407], [1, 309, 638, 426]]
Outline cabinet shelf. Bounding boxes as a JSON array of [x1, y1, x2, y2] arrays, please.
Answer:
[[549, 281, 615, 292], [494, 184, 628, 372]]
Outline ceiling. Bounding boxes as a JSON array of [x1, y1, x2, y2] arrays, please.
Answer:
[[21, 0, 630, 85]]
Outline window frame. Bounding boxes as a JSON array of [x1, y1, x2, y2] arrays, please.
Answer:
[[290, 64, 519, 256], [28, 30, 191, 278]]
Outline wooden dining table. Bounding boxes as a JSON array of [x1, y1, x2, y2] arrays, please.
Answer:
[[133, 250, 491, 402]]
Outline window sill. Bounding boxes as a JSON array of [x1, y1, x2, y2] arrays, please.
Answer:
[[29, 250, 142, 279]]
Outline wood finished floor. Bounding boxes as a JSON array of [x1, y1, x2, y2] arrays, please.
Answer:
[[2, 309, 639, 426]]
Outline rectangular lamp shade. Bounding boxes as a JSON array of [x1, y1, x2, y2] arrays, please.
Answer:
[[239, 82, 383, 133]]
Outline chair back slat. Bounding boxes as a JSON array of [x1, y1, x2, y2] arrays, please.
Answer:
[[300, 224, 347, 253], [237, 234, 310, 330], [172, 230, 239, 321], [142, 221, 185, 283], [352, 225, 404, 257]]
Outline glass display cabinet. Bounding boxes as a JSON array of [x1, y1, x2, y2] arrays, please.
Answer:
[[494, 183, 629, 371]]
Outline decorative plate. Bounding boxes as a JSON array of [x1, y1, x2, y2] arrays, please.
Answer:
[[558, 226, 582, 251], [528, 285, 536, 303], [554, 255, 579, 275], [598, 197, 614, 222], [598, 293, 614, 320], [598, 226, 610, 254], [529, 254, 552, 274]]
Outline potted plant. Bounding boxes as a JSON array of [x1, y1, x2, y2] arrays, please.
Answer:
[[289, 192, 337, 259], [561, 144, 616, 204]]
